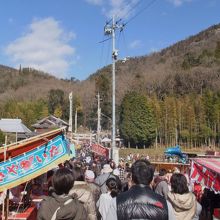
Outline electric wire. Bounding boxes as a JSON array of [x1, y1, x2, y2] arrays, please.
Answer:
[[121, 30, 129, 58], [124, 0, 157, 26], [117, 31, 122, 55], [105, 36, 111, 65], [99, 36, 105, 69], [99, 0, 157, 69], [98, 37, 112, 44], [106, 18, 112, 25], [117, 0, 144, 21]]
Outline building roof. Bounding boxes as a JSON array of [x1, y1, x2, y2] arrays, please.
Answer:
[[32, 115, 68, 129], [0, 119, 31, 133]]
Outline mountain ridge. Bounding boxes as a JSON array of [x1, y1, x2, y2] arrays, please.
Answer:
[[0, 23, 220, 107]]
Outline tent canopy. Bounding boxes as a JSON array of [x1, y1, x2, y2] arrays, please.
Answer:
[[191, 157, 220, 193], [193, 158, 220, 174], [101, 137, 111, 143]]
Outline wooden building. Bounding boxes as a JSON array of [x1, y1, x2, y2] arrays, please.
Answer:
[[32, 115, 68, 133]]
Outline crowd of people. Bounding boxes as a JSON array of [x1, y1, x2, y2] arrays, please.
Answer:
[[35, 153, 207, 220]]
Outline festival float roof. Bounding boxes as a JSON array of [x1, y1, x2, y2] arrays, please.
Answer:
[[191, 157, 220, 193], [0, 127, 66, 161], [0, 127, 72, 191]]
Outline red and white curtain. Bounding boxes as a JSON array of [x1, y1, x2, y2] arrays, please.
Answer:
[[190, 159, 220, 193]]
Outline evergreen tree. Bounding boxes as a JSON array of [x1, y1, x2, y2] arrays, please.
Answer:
[[120, 92, 156, 148], [95, 74, 111, 130], [48, 89, 64, 115]]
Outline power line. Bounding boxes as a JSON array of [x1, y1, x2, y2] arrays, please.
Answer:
[[105, 36, 111, 65], [99, 36, 105, 69], [116, 31, 122, 55], [98, 37, 112, 44], [118, 0, 144, 21], [98, 37, 112, 69], [106, 18, 112, 25], [105, 0, 143, 24], [121, 30, 128, 57], [124, 0, 157, 26]]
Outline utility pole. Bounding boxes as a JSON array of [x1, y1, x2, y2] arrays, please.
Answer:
[[75, 109, 77, 133], [104, 15, 124, 166], [68, 92, 73, 133], [97, 92, 101, 143]]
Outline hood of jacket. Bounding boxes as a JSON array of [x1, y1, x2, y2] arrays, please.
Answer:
[[167, 192, 196, 212], [69, 181, 93, 203], [39, 192, 86, 220]]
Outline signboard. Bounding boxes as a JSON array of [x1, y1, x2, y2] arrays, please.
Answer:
[[91, 143, 109, 158], [0, 135, 71, 192]]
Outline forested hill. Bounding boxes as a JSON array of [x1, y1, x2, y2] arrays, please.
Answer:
[[1, 24, 220, 103], [0, 23, 220, 142], [90, 23, 220, 100]]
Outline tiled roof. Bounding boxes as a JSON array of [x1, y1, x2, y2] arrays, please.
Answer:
[[32, 115, 68, 128]]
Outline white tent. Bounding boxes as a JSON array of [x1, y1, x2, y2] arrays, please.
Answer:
[[101, 137, 111, 143]]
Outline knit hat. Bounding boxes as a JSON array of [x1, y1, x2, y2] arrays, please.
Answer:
[[85, 170, 95, 180]]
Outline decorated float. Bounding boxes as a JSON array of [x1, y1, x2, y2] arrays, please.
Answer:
[[0, 127, 74, 220]]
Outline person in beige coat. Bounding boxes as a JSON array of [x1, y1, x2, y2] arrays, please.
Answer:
[[69, 168, 100, 220], [167, 173, 201, 220]]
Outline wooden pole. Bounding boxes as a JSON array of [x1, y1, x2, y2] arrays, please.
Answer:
[[5, 190, 9, 220], [2, 134, 8, 220]]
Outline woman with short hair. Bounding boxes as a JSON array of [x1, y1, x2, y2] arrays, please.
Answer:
[[167, 173, 201, 220], [37, 167, 87, 220]]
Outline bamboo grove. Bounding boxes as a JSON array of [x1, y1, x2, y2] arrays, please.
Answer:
[[148, 90, 220, 149], [1, 89, 220, 149]]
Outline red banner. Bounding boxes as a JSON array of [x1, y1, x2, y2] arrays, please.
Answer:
[[91, 143, 109, 158]]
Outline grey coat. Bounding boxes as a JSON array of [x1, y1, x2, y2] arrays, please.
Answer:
[[95, 173, 115, 193], [37, 192, 87, 220]]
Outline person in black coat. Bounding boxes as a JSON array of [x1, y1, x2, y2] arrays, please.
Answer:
[[106, 160, 176, 220]]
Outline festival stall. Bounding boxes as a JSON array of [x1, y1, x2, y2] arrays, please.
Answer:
[[190, 158, 220, 193], [190, 157, 220, 219]]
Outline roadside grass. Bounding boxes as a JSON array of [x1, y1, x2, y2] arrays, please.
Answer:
[[119, 146, 207, 159]]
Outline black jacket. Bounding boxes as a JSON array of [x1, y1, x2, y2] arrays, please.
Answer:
[[116, 184, 168, 220]]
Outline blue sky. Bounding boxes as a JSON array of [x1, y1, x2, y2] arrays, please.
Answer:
[[0, 0, 219, 80]]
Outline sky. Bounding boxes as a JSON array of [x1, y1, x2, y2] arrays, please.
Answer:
[[0, 0, 219, 80]]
